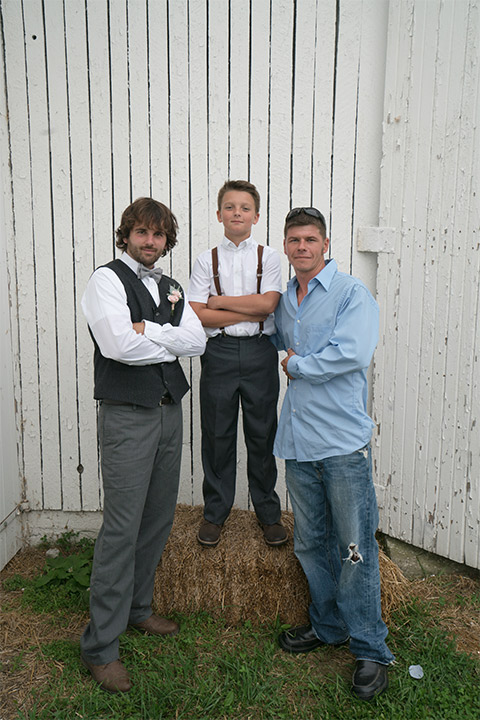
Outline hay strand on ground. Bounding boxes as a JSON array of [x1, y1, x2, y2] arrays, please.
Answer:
[[153, 505, 409, 625]]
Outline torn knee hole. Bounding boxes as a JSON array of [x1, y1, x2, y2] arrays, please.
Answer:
[[344, 543, 363, 564]]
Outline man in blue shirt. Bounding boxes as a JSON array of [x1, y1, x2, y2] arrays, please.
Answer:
[[273, 207, 394, 701]]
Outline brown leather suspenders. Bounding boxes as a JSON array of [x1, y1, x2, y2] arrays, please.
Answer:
[[211, 245, 222, 296], [212, 245, 264, 333]]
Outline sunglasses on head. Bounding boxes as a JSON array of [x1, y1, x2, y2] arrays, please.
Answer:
[[285, 207, 326, 227]]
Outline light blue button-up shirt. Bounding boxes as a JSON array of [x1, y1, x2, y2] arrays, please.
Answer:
[[273, 259, 379, 462]]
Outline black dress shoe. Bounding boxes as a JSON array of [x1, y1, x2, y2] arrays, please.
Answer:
[[278, 624, 348, 654], [351, 660, 389, 700]]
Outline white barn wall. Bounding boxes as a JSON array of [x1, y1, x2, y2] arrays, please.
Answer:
[[373, 0, 480, 568], [8, 0, 479, 568], [0, 0, 388, 536]]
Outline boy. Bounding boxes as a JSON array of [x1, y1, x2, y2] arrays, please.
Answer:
[[189, 180, 286, 547]]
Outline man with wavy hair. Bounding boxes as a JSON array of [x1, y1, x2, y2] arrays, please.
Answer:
[[80, 197, 205, 693]]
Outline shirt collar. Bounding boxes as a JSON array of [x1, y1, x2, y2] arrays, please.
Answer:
[[120, 251, 160, 276], [287, 258, 337, 294], [221, 235, 254, 251], [313, 258, 337, 291]]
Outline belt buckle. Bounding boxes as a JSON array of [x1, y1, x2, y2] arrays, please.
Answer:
[[159, 393, 172, 406]]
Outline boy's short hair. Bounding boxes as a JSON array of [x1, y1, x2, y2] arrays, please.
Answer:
[[115, 197, 178, 255], [217, 180, 260, 214], [283, 207, 327, 239]]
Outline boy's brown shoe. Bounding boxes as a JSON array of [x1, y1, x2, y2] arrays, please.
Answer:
[[197, 520, 222, 546], [261, 522, 288, 546], [81, 657, 132, 693]]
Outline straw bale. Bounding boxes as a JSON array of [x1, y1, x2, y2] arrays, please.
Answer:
[[153, 505, 409, 626]]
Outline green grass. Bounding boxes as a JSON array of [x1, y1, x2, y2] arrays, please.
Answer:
[[4, 532, 94, 614], [5, 602, 479, 720], [3, 539, 479, 720]]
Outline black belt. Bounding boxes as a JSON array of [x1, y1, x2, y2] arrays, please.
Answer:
[[214, 332, 264, 340], [101, 393, 173, 407]]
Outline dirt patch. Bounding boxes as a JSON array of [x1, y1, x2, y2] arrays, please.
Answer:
[[408, 574, 480, 658], [0, 550, 88, 720]]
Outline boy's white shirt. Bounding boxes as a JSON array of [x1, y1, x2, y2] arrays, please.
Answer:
[[188, 235, 282, 338]]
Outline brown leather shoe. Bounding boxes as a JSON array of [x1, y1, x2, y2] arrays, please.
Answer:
[[81, 657, 132, 693], [261, 522, 288, 546], [130, 614, 179, 636], [197, 520, 222, 546]]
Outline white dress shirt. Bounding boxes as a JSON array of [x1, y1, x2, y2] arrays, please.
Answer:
[[188, 236, 282, 337], [81, 252, 206, 365]]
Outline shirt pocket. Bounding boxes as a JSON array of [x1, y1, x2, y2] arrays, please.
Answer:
[[304, 324, 333, 354]]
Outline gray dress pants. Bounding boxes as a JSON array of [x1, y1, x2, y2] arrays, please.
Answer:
[[80, 400, 182, 665]]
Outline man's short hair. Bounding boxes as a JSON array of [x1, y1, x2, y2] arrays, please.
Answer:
[[217, 180, 260, 214], [115, 197, 179, 255], [283, 207, 327, 239]]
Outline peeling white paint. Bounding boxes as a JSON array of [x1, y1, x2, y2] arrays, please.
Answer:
[[374, 0, 480, 569], [1, 0, 478, 572]]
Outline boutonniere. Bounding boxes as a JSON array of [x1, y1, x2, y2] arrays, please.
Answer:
[[167, 286, 183, 315]]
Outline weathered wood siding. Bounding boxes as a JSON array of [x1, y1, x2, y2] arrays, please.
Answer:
[[0, 0, 385, 555], [0, 150, 22, 569], [3, 0, 478, 571], [373, 0, 480, 568]]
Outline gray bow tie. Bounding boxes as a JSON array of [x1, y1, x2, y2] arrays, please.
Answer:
[[137, 265, 163, 282]]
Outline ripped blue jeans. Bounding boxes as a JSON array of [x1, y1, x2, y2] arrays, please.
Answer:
[[285, 447, 394, 664]]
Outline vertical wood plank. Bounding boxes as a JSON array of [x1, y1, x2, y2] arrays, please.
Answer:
[[0, 47, 22, 565], [391, 0, 436, 546], [148, 0, 170, 204], [78, 0, 114, 509], [207, 0, 229, 207], [167, 0, 193, 493], [43, 0, 80, 511], [267, 0, 294, 254], [249, 0, 271, 242], [311, 0, 336, 220], [350, 0, 388, 290], [227, 0, 250, 180], [0, 0, 29, 503], [109, 0, 131, 218], [375, 0, 415, 539], [21, 0, 61, 509], [329, 0, 362, 271], [435, 0, 479, 562], [127, 0, 151, 199], [63, 0, 100, 510], [290, 0, 318, 206], [179, 0, 209, 505]]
